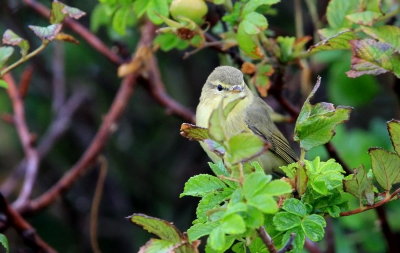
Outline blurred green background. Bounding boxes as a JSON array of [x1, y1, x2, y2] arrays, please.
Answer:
[[0, 0, 399, 252]]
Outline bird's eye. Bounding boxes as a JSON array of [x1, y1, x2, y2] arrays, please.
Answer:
[[217, 84, 223, 91]]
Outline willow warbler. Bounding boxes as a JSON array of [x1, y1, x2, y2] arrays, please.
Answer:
[[196, 66, 297, 173]]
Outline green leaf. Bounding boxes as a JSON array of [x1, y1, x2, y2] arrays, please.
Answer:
[[263, 180, 292, 196], [2, 29, 30, 56], [208, 227, 226, 251], [301, 215, 326, 242], [344, 166, 374, 204], [208, 161, 229, 177], [227, 133, 266, 164], [281, 227, 305, 253], [369, 148, 400, 190], [220, 214, 246, 234], [112, 7, 133, 35], [90, 4, 114, 32], [294, 80, 352, 150], [248, 194, 278, 213], [277, 36, 295, 62], [346, 11, 382, 25], [139, 239, 175, 253], [0, 80, 8, 89], [50, 1, 86, 24], [273, 212, 302, 231], [0, 46, 14, 68], [129, 214, 182, 243], [243, 172, 272, 198], [187, 222, 219, 241], [180, 123, 210, 141], [241, 12, 268, 35], [0, 234, 9, 253], [326, 0, 360, 29], [282, 198, 307, 217], [133, 0, 148, 17], [305, 157, 345, 195], [362, 25, 400, 52], [388, 120, 400, 155], [242, 0, 280, 17], [243, 206, 264, 228], [29, 24, 62, 41], [237, 22, 264, 59], [309, 30, 356, 54], [195, 188, 233, 223], [147, 0, 169, 25], [346, 39, 400, 78], [153, 33, 189, 51], [181, 174, 227, 197]]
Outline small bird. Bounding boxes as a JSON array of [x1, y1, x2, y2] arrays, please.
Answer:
[[195, 66, 297, 173]]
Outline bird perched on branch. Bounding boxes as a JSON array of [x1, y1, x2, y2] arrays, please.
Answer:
[[196, 66, 297, 173]]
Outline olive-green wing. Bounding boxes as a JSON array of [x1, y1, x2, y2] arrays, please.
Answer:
[[244, 97, 298, 164]]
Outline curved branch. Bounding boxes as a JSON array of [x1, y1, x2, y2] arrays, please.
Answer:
[[3, 74, 40, 210]]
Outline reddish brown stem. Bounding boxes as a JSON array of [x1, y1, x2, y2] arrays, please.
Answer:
[[16, 22, 156, 215], [257, 226, 277, 253], [22, 0, 123, 65], [340, 189, 400, 216], [3, 74, 40, 209], [0, 193, 57, 253], [18, 65, 34, 99]]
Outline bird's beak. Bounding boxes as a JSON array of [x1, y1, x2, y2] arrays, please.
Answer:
[[230, 85, 243, 93]]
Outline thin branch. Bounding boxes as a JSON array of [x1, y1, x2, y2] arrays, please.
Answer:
[[3, 74, 40, 210], [90, 157, 108, 253], [257, 226, 277, 253], [305, 239, 322, 253], [0, 193, 57, 253], [324, 218, 335, 253], [278, 233, 296, 253], [18, 65, 35, 99], [144, 56, 195, 123], [51, 42, 66, 112], [341, 188, 400, 216], [22, 0, 123, 65], [16, 22, 156, 215]]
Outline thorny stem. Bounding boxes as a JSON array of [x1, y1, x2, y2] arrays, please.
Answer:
[[0, 40, 49, 77]]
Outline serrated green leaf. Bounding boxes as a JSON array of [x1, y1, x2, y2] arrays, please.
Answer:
[[248, 194, 278, 213], [388, 120, 400, 155], [227, 133, 266, 164], [0, 80, 8, 89], [181, 174, 227, 197], [0, 234, 9, 253], [225, 202, 247, 217], [139, 239, 175, 253], [242, 0, 280, 17], [208, 227, 226, 251], [282, 198, 307, 217], [129, 214, 182, 243], [326, 0, 360, 29], [263, 180, 292, 196], [362, 26, 400, 52], [133, 0, 148, 17], [273, 212, 302, 231], [369, 148, 400, 190], [346, 11, 382, 25], [241, 12, 268, 35], [346, 39, 400, 78], [0, 46, 14, 69], [237, 22, 264, 59], [344, 166, 374, 204], [208, 161, 229, 177], [294, 81, 352, 150], [301, 215, 326, 242], [90, 4, 114, 32], [2, 29, 30, 56], [309, 30, 356, 54], [248, 237, 268, 253], [195, 188, 233, 223], [305, 157, 345, 195], [147, 0, 169, 25], [243, 206, 264, 228], [50, 1, 86, 24], [187, 222, 219, 241], [220, 214, 246, 234], [243, 172, 272, 198], [29, 24, 62, 41]]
